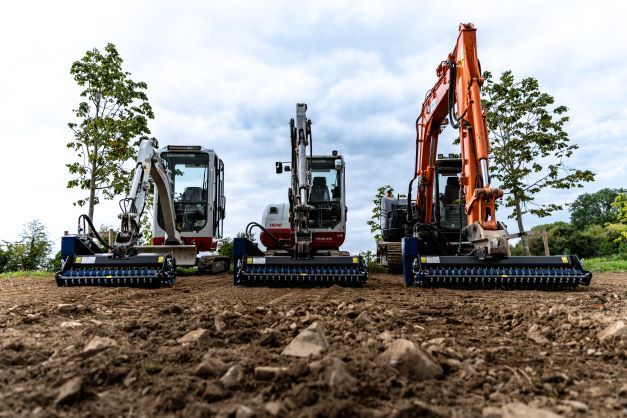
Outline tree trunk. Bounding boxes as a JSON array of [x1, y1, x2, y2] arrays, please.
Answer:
[[88, 155, 97, 222], [514, 195, 530, 256]]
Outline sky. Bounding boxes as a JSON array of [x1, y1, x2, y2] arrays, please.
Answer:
[[0, 0, 625, 255]]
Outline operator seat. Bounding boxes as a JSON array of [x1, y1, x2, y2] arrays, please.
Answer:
[[442, 177, 460, 205], [181, 187, 204, 202], [311, 177, 330, 202]]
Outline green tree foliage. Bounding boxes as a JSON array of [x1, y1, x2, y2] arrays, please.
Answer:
[[367, 185, 394, 242], [217, 237, 234, 260], [509, 221, 624, 258], [1, 220, 52, 272], [569, 188, 625, 229], [359, 250, 386, 273], [482, 70, 594, 255], [216, 233, 256, 263], [613, 193, 627, 223], [609, 192, 627, 243], [67, 43, 157, 223]]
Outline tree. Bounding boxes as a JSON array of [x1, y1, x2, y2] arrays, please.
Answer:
[[610, 192, 627, 243], [67, 43, 156, 223], [217, 237, 234, 261], [2, 220, 52, 271], [482, 70, 595, 255], [367, 185, 394, 242], [569, 188, 625, 230]]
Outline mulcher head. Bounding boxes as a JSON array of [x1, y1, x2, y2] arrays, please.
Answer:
[[401, 237, 591, 289], [233, 238, 367, 287], [56, 235, 176, 287]]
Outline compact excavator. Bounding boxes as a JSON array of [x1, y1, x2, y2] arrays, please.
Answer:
[[233, 103, 367, 286], [378, 23, 591, 289], [56, 141, 228, 287]]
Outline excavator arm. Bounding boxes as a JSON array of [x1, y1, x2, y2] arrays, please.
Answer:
[[414, 23, 507, 258], [113, 139, 181, 256]]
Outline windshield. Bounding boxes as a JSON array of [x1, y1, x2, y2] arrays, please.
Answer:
[[157, 152, 209, 232], [308, 158, 342, 229], [436, 171, 466, 230]]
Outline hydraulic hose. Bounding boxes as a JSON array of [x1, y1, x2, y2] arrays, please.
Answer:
[[78, 214, 113, 250]]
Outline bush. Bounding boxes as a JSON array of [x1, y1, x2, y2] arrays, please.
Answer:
[[1, 220, 52, 273]]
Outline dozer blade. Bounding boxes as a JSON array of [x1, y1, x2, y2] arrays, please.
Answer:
[[232, 238, 367, 287], [56, 253, 176, 288], [401, 237, 591, 290], [135, 244, 197, 267]]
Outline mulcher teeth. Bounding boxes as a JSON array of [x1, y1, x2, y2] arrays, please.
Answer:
[[56, 254, 176, 288], [234, 256, 368, 287], [415, 265, 591, 289]]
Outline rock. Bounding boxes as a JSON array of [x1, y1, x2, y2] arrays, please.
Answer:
[[220, 365, 243, 387], [56, 303, 76, 313], [54, 377, 83, 405], [60, 321, 82, 328], [309, 356, 357, 396], [214, 314, 227, 332], [355, 311, 372, 326], [619, 383, 627, 396], [427, 337, 445, 346], [177, 328, 209, 344], [195, 358, 228, 378], [493, 402, 561, 418], [235, 405, 255, 418], [203, 382, 226, 402], [378, 331, 394, 343], [254, 366, 288, 380], [281, 322, 329, 358], [482, 406, 503, 418], [560, 400, 588, 412], [183, 402, 217, 418], [391, 399, 447, 418], [265, 401, 283, 416], [376, 339, 443, 380], [527, 324, 550, 345], [81, 336, 117, 356], [597, 320, 626, 342]]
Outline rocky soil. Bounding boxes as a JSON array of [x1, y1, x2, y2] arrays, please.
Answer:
[[0, 273, 625, 417]]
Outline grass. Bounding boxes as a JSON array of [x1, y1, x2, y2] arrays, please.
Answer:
[[0, 270, 52, 279], [584, 254, 627, 272]]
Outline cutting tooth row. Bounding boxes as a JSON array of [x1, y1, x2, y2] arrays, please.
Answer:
[[60, 267, 160, 278], [414, 266, 590, 289], [56, 267, 175, 287], [56, 276, 174, 287], [236, 265, 367, 287]]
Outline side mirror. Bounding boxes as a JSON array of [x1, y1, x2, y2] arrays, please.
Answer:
[[275, 162, 283, 174], [284, 166, 291, 172], [335, 159, 343, 172], [221, 196, 226, 218]]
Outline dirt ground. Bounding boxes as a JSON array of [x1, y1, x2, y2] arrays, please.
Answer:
[[0, 272, 625, 418]]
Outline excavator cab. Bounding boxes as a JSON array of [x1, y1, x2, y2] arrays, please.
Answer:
[[308, 156, 344, 231], [433, 155, 467, 241], [152, 145, 226, 263]]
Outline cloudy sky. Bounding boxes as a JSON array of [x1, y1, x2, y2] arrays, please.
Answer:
[[0, 0, 625, 254]]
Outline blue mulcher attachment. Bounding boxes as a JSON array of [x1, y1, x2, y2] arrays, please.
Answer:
[[401, 237, 592, 289], [56, 235, 176, 288], [232, 237, 367, 287]]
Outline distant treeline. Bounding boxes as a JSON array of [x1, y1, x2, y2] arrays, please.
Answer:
[[510, 188, 627, 257]]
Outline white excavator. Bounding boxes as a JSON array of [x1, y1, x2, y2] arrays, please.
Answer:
[[56, 140, 228, 287]]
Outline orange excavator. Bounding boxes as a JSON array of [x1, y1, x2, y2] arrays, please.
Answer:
[[378, 23, 591, 288]]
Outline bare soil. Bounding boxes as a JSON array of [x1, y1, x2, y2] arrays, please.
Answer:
[[0, 273, 625, 417]]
